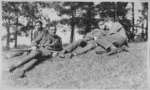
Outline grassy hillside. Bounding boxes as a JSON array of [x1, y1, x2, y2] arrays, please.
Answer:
[[2, 42, 148, 89]]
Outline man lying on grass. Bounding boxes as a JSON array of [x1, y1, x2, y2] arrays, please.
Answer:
[[59, 19, 107, 58], [59, 17, 128, 58], [9, 21, 62, 78]]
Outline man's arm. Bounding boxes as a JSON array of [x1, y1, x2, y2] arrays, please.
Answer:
[[85, 29, 107, 40], [84, 31, 96, 41], [107, 22, 123, 35], [45, 36, 63, 51], [31, 31, 44, 47]]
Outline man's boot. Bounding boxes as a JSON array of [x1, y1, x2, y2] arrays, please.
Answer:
[[19, 70, 26, 78], [9, 65, 17, 72], [107, 46, 118, 55], [59, 50, 67, 58], [67, 52, 77, 59]]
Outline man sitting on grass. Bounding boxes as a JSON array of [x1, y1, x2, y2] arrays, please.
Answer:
[[9, 21, 62, 78]]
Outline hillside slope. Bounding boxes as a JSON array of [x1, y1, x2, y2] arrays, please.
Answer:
[[2, 42, 148, 89]]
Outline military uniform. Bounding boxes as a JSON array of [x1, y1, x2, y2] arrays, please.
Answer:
[[59, 29, 105, 57], [59, 22, 127, 57], [95, 22, 128, 51], [9, 29, 62, 77]]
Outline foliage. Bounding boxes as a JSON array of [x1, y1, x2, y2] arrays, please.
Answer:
[[2, 1, 148, 48]]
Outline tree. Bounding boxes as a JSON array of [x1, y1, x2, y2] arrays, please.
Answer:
[[57, 2, 76, 43], [142, 2, 148, 41], [2, 2, 17, 49], [76, 2, 97, 34], [95, 2, 116, 19], [9, 2, 21, 48], [20, 2, 39, 41], [2, 1, 44, 49], [58, 2, 97, 43]]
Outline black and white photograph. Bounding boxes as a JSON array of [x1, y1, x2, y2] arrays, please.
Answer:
[[0, 0, 149, 89]]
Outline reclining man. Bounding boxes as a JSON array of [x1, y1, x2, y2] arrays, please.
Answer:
[[95, 17, 128, 55], [9, 21, 62, 78], [59, 19, 107, 58], [59, 17, 128, 58]]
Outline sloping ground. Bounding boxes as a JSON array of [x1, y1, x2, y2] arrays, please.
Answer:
[[2, 42, 148, 89]]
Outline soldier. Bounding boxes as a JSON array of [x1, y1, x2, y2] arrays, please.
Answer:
[[95, 17, 128, 55], [9, 21, 62, 78], [59, 19, 106, 58], [59, 17, 128, 58], [5, 21, 45, 58]]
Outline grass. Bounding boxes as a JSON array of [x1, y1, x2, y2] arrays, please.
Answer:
[[2, 42, 148, 89]]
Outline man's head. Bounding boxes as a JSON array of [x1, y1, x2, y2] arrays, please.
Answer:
[[97, 18, 106, 29], [48, 25, 57, 36], [105, 17, 114, 23], [105, 17, 114, 29], [35, 21, 43, 30]]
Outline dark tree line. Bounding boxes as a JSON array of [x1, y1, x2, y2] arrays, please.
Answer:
[[2, 1, 148, 49]]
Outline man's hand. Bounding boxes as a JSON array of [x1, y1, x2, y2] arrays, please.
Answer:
[[84, 37, 94, 41], [30, 46, 37, 50], [94, 36, 98, 40], [49, 42, 55, 46]]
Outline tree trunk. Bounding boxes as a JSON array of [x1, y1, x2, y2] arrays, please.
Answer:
[[31, 19, 34, 42], [6, 26, 10, 49], [14, 14, 19, 48], [14, 28, 18, 48], [132, 2, 135, 41], [145, 4, 148, 41], [70, 9, 75, 43], [145, 16, 148, 41], [70, 18, 75, 43], [86, 5, 92, 33], [114, 2, 118, 21], [31, 29, 33, 42]]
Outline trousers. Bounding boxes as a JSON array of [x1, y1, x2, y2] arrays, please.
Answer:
[[63, 33, 127, 56], [13, 47, 53, 72], [63, 38, 97, 55], [96, 33, 127, 49]]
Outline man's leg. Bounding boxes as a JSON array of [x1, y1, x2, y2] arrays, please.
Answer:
[[65, 41, 97, 58], [9, 50, 41, 72], [73, 41, 97, 56], [96, 37, 114, 51], [19, 59, 38, 78], [106, 34, 128, 55], [18, 48, 53, 78], [7, 51, 23, 58], [97, 34, 127, 55], [93, 36, 119, 56], [59, 39, 86, 58], [105, 34, 127, 47]]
